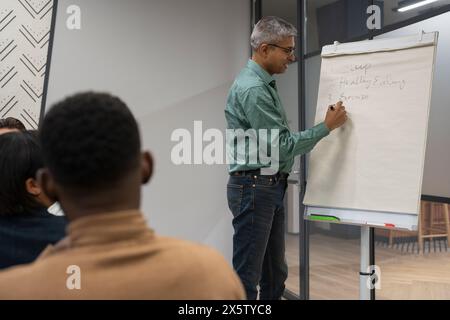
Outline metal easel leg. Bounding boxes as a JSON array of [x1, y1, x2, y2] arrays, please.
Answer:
[[360, 226, 371, 300]]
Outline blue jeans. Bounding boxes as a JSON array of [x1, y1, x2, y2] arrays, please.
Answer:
[[227, 172, 288, 300]]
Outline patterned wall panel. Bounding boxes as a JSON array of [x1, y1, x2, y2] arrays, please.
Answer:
[[0, 0, 55, 129]]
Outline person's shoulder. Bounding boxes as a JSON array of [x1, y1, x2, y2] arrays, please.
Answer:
[[232, 67, 266, 94], [0, 259, 48, 298], [46, 215, 68, 228], [156, 236, 245, 299], [29, 210, 67, 238]]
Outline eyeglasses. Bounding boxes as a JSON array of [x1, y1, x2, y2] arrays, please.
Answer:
[[267, 44, 296, 56]]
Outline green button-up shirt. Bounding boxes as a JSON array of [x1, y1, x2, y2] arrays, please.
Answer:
[[225, 59, 330, 174]]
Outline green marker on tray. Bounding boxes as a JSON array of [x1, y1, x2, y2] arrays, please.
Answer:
[[309, 214, 340, 222]]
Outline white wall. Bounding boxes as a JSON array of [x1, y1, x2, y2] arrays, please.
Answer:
[[46, 0, 250, 261]]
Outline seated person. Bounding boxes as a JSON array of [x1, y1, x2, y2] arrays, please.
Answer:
[[0, 117, 26, 135], [0, 92, 245, 299], [0, 131, 67, 269]]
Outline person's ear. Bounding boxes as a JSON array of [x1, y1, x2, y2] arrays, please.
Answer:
[[141, 151, 153, 185], [25, 178, 42, 197], [36, 168, 58, 203], [259, 43, 270, 57]]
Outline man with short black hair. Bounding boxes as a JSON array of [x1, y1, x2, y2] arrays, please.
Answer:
[[0, 92, 245, 299]]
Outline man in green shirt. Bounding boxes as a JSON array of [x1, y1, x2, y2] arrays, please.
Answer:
[[225, 16, 347, 300]]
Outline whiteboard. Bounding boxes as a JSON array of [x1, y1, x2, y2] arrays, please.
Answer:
[[303, 32, 438, 231]]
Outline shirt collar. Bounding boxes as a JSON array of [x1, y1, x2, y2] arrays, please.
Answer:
[[246, 59, 276, 87], [66, 209, 153, 247]]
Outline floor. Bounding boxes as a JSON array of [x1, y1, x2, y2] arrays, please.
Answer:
[[285, 232, 450, 299]]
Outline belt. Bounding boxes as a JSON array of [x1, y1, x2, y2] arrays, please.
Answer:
[[230, 169, 289, 179]]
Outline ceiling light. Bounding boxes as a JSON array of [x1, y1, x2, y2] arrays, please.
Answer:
[[397, 0, 440, 12]]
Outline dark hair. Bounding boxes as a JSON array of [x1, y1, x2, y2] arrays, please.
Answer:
[[0, 131, 45, 216], [39, 92, 141, 190], [0, 117, 26, 131]]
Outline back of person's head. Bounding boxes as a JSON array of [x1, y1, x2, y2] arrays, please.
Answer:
[[0, 131, 46, 216], [0, 117, 26, 135], [39, 92, 147, 193]]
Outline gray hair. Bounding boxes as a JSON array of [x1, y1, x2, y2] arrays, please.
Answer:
[[250, 16, 297, 50]]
